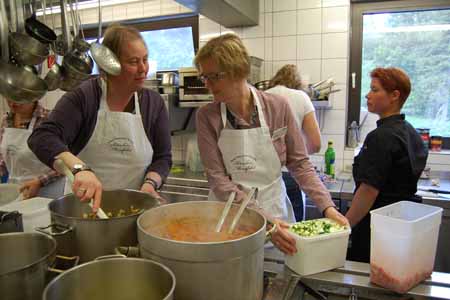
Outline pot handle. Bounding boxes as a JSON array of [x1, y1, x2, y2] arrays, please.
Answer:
[[48, 255, 80, 274], [265, 220, 277, 244], [114, 246, 140, 258], [95, 254, 126, 261], [36, 223, 73, 236]]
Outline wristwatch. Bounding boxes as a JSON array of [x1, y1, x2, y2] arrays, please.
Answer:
[[71, 164, 94, 176]]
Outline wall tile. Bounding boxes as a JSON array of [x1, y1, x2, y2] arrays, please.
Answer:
[[322, 32, 348, 58], [322, 6, 349, 33], [199, 17, 221, 41], [298, 34, 322, 60], [243, 38, 265, 61], [265, 0, 273, 12], [112, 5, 127, 21], [273, 36, 297, 60], [298, 59, 321, 84], [273, 0, 297, 11], [298, 9, 322, 35], [243, 14, 265, 38], [328, 84, 347, 110], [298, 0, 322, 10], [102, 7, 114, 22], [143, 1, 161, 17], [126, 3, 144, 19], [265, 37, 273, 61], [321, 109, 346, 135], [263, 61, 273, 80], [259, 0, 265, 13], [273, 11, 297, 36], [161, 0, 181, 15], [321, 58, 347, 84], [322, 0, 350, 7], [264, 13, 273, 36]]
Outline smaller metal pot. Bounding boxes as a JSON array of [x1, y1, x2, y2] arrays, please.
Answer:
[[43, 257, 175, 300]]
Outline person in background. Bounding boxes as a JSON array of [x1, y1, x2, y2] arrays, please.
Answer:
[[195, 34, 349, 255], [0, 98, 63, 199], [346, 67, 428, 263], [28, 24, 172, 211], [266, 64, 321, 221]]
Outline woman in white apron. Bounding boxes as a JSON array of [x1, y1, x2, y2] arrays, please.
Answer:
[[194, 34, 349, 255], [0, 99, 64, 199], [27, 25, 172, 212]]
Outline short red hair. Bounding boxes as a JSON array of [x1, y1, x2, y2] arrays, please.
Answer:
[[370, 67, 411, 106]]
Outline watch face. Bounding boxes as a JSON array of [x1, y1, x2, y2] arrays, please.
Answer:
[[73, 164, 84, 170]]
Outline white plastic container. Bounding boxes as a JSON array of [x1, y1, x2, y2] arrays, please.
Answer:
[[285, 219, 351, 276], [0, 183, 20, 206], [0, 197, 52, 232], [370, 201, 442, 293]]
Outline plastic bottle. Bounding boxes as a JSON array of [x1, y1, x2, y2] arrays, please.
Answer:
[[324, 140, 335, 179]]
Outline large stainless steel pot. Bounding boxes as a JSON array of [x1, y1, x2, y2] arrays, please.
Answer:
[[137, 201, 267, 300], [0, 232, 56, 300], [43, 257, 175, 300], [39, 189, 159, 262]]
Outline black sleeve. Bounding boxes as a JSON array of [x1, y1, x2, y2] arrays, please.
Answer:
[[354, 130, 393, 190]]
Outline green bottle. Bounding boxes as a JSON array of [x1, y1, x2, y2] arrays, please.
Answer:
[[324, 140, 335, 178]]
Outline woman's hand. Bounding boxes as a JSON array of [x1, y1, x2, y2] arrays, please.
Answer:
[[141, 183, 168, 205], [19, 178, 41, 199], [324, 206, 350, 227], [270, 219, 297, 255], [72, 171, 103, 211]]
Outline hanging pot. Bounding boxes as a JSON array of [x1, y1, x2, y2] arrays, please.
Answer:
[[24, 0, 57, 43], [9, 32, 49, 66]]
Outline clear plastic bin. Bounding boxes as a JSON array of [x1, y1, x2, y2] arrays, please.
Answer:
[[285, 218, 351, 276], [0, 197, 52, 232], [370, 201, 442, 293]]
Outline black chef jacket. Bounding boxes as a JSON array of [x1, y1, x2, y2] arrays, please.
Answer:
[[347, 114, 428, 263]]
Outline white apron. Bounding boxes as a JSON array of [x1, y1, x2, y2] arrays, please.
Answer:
[[0, 116, 64, 199], [65, 79, 153, 193], [209, 88, 295, 222]]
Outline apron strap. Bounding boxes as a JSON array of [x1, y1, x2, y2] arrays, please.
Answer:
[[27, 115, 38, 131]]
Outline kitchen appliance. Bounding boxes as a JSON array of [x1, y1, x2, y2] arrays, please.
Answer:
[[178, 67, 214, 107]]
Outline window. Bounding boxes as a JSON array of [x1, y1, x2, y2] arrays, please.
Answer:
[[349, 0, 450, 148], [83, 13, 199, 77]]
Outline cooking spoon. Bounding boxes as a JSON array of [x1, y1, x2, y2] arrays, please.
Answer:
[[54, 159, 108, 219], [215, 191, 236, 233], [228, 187, 257, 234]]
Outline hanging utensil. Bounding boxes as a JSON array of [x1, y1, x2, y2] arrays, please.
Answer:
[[215, 191, 236, 233], [25, 0, 56, 43], [44, 0, 62, 91], [71, 0, 89, 53], [90, 0, 121, 76], [53, 159, 109, 219], [228, 187, 257, 234]]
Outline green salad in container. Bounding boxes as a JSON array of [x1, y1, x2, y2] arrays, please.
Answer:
[[290, 218, 346, 237]]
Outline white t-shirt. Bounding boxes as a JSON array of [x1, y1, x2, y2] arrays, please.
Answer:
[[265, 85, 315, 128]]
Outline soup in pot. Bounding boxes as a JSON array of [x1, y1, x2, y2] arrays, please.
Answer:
[[146, 216, 258, 242]]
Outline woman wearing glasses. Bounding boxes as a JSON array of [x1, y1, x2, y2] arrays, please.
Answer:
[[28, 24, 171, 211], [195, 34, 348, 254]]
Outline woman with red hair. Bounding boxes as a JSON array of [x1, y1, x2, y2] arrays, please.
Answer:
[[346, 67, 428, 263]]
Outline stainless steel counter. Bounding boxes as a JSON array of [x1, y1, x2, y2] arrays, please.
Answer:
[[263, 248, 450, 300]]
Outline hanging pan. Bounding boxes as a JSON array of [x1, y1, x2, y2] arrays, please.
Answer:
[[25, 0, 57, 43]]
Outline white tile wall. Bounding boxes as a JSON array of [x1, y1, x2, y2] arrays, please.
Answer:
[[298, 0, 322, 10], [243, 14, 266, 38], [297, 9, 322, 35], [298, 34, 322, 60], [273, 11, 297, 36], [273, 36, 297, 60], [273, 0, 297, 12]]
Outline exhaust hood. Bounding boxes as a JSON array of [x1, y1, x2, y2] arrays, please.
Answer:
[[174, 0, 259, 27]]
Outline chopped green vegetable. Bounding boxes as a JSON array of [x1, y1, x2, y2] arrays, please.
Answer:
[[290, 219, 346, 237]]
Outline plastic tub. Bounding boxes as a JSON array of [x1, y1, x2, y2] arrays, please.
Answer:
[[0, 197, 52, 232], [285, 218, 351, 276], [370, 201, 443, 293], [0, 183, 20, 206]]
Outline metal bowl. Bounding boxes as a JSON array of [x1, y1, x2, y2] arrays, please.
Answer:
[[9, 32, 49, 66]]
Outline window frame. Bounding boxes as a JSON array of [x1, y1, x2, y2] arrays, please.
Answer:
[[82, 13, 199, 53], [348, 0, 450, 148]]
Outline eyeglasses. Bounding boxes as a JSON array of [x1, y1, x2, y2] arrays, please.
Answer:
[[199, 72, 227, 83]]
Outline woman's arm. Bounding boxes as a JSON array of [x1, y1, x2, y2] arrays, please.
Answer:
[[345, 183, 379, 226], [302, 111, 321, 154]]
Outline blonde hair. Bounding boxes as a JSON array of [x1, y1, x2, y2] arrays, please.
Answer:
[[102, 23, 146, 60], [268, 64, 302, 89], [194, 33, 250, 80]]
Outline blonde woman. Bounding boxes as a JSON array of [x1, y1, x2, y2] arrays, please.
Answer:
[[195, 34, 348, 255], [266, 64, 321, 221]]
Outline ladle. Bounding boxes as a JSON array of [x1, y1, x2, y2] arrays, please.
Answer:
[[90, 0, 121, 76], [228, 187, 258, 234], [215, 191, 236, 233], [53, 159, 109, 219]]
